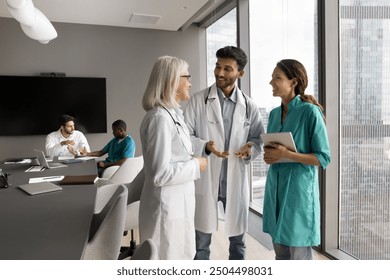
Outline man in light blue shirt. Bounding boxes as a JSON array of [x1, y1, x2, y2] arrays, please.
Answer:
[[184, 46, 265, 260]]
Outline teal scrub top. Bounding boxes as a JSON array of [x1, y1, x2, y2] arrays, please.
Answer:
[[102, 134, 135, 163], [262, 95, 331, 246]]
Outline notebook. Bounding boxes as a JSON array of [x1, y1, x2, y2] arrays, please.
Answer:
[[59, 174, 98, 185], [18, 181, 62, 195], [33, 149, 67, 169]]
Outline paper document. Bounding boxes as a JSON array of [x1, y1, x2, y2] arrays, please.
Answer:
[[4, 159, 32, 164], [25, 166, 45, 172], [29, 176, 65, 183], [75, 156, 98, 161], [58, 156, 75, 161]]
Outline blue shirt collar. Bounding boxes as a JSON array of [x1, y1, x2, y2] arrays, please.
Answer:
[[217, 86, 237, 103]]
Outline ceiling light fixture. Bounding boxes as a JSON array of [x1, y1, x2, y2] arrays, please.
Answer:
[[4, 0, 57, 44]]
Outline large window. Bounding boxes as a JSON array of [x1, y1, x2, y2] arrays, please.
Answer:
[[201, 0, 390, 261], [206, 8, 237, 86], [339, 0, 390, 260], [248, 0, 318, 213]]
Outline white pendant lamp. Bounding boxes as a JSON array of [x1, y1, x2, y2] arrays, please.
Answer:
[[20, 8, 57, 44], [4, 0, 57, 44], [5, 0, 35, 26]]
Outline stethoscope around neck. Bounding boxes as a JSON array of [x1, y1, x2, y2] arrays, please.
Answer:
[[204, 86, 249, 124], [161, 106, 194, 157]]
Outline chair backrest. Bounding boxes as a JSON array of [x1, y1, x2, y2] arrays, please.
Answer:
[[100, 165, 119, 179], [110, 156, 144, 184], [125, 167, 145, 205], [124, 168, 145, 231], [82, 184, 128, 260], [130, 239, 159, 260]]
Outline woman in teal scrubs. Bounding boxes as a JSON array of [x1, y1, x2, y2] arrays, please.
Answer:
[[262, 59, 331, 260]]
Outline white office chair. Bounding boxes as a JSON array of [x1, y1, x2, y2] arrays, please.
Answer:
[[82, 184, 128, 260], [100, 156, 144, 184], [96, 156, 145, 259], [118, 168, 145, 259], [130, 239, 159, 260], [100, 165, 119, 179]]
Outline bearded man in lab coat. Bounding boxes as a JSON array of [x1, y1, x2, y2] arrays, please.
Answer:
[[184, 46, 265, 260]]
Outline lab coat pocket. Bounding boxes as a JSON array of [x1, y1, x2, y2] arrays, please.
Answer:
[[161, 184, 185, 220]]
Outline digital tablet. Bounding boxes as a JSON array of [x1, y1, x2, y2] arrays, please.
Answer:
[[261, 132, 297, 163]]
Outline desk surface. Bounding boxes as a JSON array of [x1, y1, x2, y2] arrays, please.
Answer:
[[0, 160, 98, 260]]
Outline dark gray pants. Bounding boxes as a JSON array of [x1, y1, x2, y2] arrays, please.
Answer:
[[273, 243, 313, 260], [194, 230, 246, 260], [194, 197, 246, 260]]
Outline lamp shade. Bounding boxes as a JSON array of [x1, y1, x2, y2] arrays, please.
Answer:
[[20, 8, 57, 44], [5, 0, 29, 9], [5, 0, 35, 26]]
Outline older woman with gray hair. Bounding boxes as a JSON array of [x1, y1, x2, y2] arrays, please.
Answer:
[[139, 56, 207, 260]]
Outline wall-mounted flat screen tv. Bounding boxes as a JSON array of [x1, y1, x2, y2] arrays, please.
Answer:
[[0, 75, 107, 136]]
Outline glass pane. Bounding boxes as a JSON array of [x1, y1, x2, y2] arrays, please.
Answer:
[[249, 0, 318, 213], [340, 0, 390, 260], [206, 8, 237, 86]]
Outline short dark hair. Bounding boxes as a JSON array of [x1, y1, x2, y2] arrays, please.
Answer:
[[216, 46, 248, 71], [112, 119, 126, 130], [59, 114, 75, 127]]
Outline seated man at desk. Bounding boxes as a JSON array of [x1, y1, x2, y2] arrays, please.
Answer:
[[45, 114, 91, 158], [85, 119, 135, 176]]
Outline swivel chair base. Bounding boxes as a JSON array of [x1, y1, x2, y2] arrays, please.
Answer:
[[118, 230, 137, 259]]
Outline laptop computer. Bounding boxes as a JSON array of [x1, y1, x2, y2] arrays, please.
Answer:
[[18, 181, 62, 195], [33, 149, 67, 169], [19, 182, 62, 195]]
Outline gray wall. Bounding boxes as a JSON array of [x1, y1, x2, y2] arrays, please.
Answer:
[[0, 17, 207, 159]]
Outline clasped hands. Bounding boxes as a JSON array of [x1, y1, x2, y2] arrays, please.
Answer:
[[206, 140, 253, 159]]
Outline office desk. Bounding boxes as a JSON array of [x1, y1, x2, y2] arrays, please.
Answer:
[[0, 160, 98, 260]]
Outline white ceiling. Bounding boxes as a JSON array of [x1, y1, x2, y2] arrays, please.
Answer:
[[0, 0, 225, 31]]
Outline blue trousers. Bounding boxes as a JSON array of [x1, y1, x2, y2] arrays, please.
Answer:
[[273, 243, 313, 260]]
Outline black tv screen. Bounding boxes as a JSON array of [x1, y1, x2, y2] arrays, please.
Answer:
[[0, 75, 107, 136]]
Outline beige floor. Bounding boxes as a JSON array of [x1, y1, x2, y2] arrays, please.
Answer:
[[123, 221, 329, 260], [209, 221, 328, 260]]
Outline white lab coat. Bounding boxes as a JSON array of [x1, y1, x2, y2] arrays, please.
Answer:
[[183, 84, 264, 237], [139, 106, 200, 260]]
